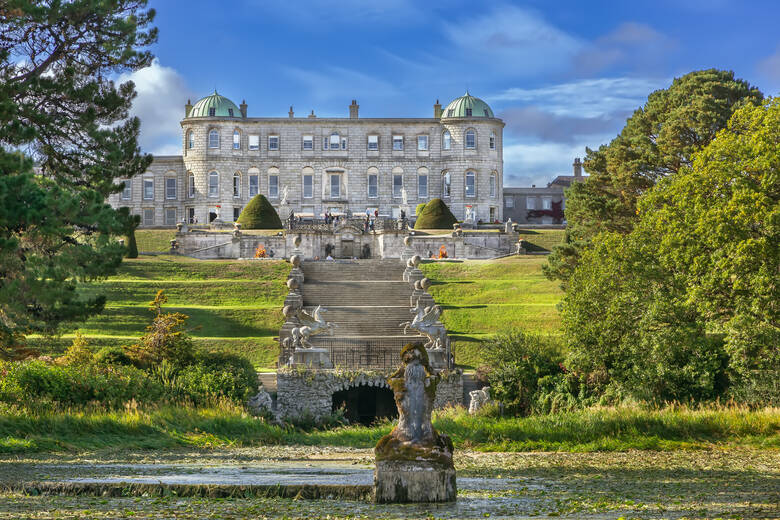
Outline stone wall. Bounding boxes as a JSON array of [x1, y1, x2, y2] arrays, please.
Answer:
[[175, 228, 518, 260], [276, 369, 464, 419]]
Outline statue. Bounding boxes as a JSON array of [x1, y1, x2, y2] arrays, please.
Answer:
[[283, 305, 336, 350], [464, 205, 473, 222], [374, 343, 456, 503], [280, 185, 289, 206], [401, 186, 408, 206], [400, 301, 448, 351]]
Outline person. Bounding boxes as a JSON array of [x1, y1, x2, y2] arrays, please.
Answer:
[[369, 219, 375, 232], [374, 209, 379, 218], [326, 254, 334, 261], [364, 216, 370, 232]]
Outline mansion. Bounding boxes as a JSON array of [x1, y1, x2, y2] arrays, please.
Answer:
[[110, 91, 505, 227]]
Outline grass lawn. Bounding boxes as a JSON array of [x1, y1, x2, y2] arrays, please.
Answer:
[[421, 256, 564, 368]]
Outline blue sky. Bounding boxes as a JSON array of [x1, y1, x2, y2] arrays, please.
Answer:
[[124, 0, 780, 186]]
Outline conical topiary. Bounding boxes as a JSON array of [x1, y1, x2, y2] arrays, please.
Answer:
[[415, 202, 427, 216], [414, 198, 457, 230], [237, 194, 283, 229]]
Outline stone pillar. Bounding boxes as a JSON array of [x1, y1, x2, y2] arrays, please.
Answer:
[[291, 234, 304, 258], [284, 278, 303, 309], [407, 255, 424, 289], [400, 235, 416, 264], [289, 254, 304, 285]]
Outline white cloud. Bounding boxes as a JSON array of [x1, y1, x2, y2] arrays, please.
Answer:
[[574, 22, 676, 76], [489, 77, 668, 118], [442, 5, 582, 78], [503, 139, 607, 187], [284, 66, 402, 112], [117, 59, 195, 155], [757, 45, 780, 84]]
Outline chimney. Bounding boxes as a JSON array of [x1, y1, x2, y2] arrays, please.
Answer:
[[288, 106, 294, 119], [239, 99, 247, 118], [434, 99, 442, 118], [349, 99, 359, 119], [573, 157, 583, 178], [308, 109, 316, 119], [185, 99, 192, 118]]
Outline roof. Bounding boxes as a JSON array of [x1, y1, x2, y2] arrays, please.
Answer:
[[549, 175, 586, 188], [188, 91, 241, 118], [441, 92, 494, 118]]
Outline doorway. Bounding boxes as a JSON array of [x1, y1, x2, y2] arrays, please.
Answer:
[[332, 385, 397, 425], [341, 240, 354, 258]]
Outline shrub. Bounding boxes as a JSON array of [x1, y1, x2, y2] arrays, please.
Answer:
[[0, 360, 164, 407], [237, 194, 282, 229], [414, 198, 457, 229], [94, 346, 134, 366], [127, 290, 194, 367], [57, 333, 94, 366], [118, 207, 140, 258], [482, 331, 564, 415], [415, 202, 427, 217]]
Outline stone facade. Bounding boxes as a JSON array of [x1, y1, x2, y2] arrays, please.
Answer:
[[276, 369, 463, 420], [109, 95, 505, 227]]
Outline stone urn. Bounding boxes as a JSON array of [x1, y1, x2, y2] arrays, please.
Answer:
[[374, 343, 456, 503]]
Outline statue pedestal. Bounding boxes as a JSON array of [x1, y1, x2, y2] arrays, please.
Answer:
[[292, 348, 333, 369], [374, 460, 456, 503], [427, 348, 448, 370]]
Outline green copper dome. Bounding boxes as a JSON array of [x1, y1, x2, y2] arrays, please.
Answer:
[[441, 92, 494, 118], [188, 91, 241, 118]]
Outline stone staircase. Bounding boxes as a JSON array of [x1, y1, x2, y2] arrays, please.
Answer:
[[295, 259, 427, 369]]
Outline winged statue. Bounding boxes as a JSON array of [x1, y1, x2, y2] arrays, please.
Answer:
[[284, 305, 336, 351], [400, 300, 448, 351]]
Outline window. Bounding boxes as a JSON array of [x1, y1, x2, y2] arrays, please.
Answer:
[[227, 108, 234, 117], [368, 173, 378, 198], [188, 173, 195, 198], [392, 135, 403, 151], [489, 131, 496, 150], [330, 132, 339, 150], [367, 135, 378, 150], [248, 134, 259, 150], [233, 207, 241, 221], [417, 135, 428, 151], [143, 208, 154, 226], [165, 177, 176, 200], [442, 130, 451, 150], [542, 197, 552, 210], [232, 172, 240, 198], [442, 171, 451, 197], [302, 135, 313, 150], [489, 207, 496, 222], [269, 174, 279, 198], [143, 178, 154, 200], [465, 129, 476, 149], [465, 108, 472, 117], [208, 171, 218, 197], [121, 180, 131, 200], [303, 174, 313, 198], [329, 174, 340, 198], [208, 130, 219, 149], [465, 171, 476, 197], [232, 130, 240, 150], [208, 107, 215, 117], [249, 174, 259, 197], [341, 137, 347, 150], [187, 131, 194, 149], [447, 109, 454, 117], [490, 173, 496, 198], [418, 174, 428, 199], [393, 174, 403, 198], [165, 208, 176, 226], [526, 197, 536, 210], [268, 135, 279, 150], [506, 197, 514, 208]]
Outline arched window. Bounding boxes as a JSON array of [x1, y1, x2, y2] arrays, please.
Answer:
[[248, 167, 259, 197], [442, 171, 451, 198], [268, 167, 279, 198], [490, 171, 497, 198], [188, 172, 195, 198], [367, 166, 378, 198], [465, 129, 476, 149], [208, 171, 219, 197], [442, 130, 451, 150], [232, 172, 241, 198], [208, 129, 219, 149], [417, 167, 429, 199], [233, 129, 241, 150], [187, 130, 194, 149], [489, 131, 496, 150], [465, 171, 476, 197]]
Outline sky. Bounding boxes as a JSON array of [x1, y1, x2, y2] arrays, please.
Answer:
[[123, 0, 780, 187]]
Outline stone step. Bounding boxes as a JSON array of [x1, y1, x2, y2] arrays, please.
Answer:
[[302, 281, 411, 305], [301, 261, 405, 282]]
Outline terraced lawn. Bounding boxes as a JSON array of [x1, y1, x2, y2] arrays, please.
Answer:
[[421, 256, 563, 368]]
